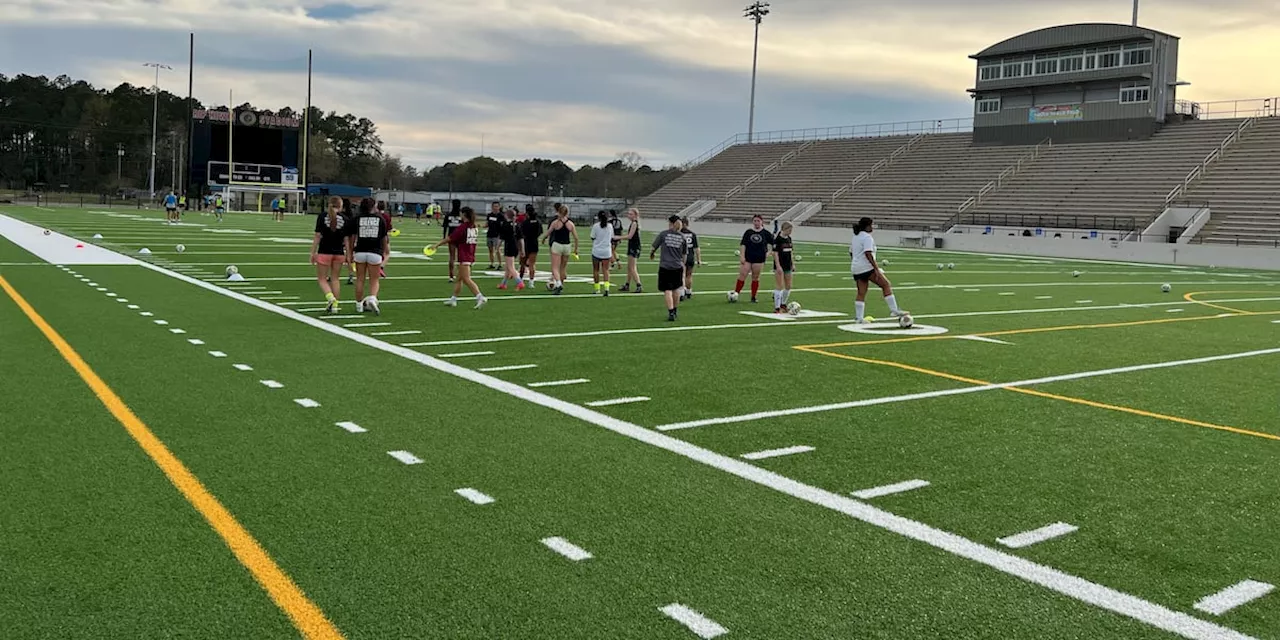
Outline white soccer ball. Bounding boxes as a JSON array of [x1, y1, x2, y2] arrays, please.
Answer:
[[43, 229, 51, 236], [175, 244, 185, 253], [1208, 264, 1217, 270], [546, 280, 556, 291], [1161, 283, 1172, 293], [898, 313, 914, 329], [226, 265, 239, 276], [734, 250, 741, 257], [727, 291, 740, 303], [1072, 271, 1082, 278], [936, 263, 944, 270], [815, 251, 821, 256], [947, 263, 955, 270], [138, 247, 152, 255], [92, 233, 103, 240], [787, 301, 802, 316], [881, 259, 889, 266]]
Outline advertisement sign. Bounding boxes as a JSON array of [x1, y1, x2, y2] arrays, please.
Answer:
[[1029, 104, 1083, 123]]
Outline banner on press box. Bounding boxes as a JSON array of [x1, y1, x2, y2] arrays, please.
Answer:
[[1029, 105, 1083, 123]]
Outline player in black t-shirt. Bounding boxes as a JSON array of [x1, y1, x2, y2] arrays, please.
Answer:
[[498, 208, 523, 290], [486, 201, 504, 271], [517, 205, 542, 287], [772, 221, 795, 313], [310, 196, 354, 314], [609, 210, 624, 270], [442, 200, 463, 282], [733, 214, 774, 303]]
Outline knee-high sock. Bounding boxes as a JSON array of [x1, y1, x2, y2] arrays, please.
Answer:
[[855, 300, 866, 321], [782, 289, 791, 305], [885, 294, 900, 314], [734, 279, 745, 294], [751, 280, 760, 298]]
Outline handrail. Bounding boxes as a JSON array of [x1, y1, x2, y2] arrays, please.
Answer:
[[827, 134, 924, 204], [954, 137, 1052, 218], [679, 117, 975, 168], [1163, 117, 1254, 207]]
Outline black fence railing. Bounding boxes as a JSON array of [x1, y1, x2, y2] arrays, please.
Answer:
[[957, 213, 1139, 232]]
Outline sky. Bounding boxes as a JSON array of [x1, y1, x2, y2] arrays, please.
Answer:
[[1, 0, 1276, 170]]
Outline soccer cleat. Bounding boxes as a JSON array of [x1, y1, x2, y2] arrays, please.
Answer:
[[444, 298, 458, 307], [890, 309, 910, 318], [775, 307, 786, 314], [497, 283, 507, 290], [324, 298, 338, 314], [553, 286, 563, 296], [346, 275, 354, 286], [603, 289, 609, 297], [751, 297, 758, 304], [619, 283, 631, 292], [635, 285, 643, 294], [475, 296, 488, 309], [448, 277, 455, 283], [365, 297, 381, 316], [355, 300, 365, 314], [667, 310, 676, 322], [515, 281, 526, 291]]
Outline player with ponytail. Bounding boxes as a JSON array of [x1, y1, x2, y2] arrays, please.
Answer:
[[310, 196, 353, 313]]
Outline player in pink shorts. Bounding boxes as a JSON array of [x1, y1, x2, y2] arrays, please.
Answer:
[[310, 196, 354, 313]]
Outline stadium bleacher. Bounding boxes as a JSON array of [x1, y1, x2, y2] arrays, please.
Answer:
[[1187, 118, 1280, 246], [640, 116, 1280, 242]]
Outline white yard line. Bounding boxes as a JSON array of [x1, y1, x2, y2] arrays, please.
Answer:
[[851, 479, 931, 499], [336, 421, 367, 433], [528, 378, 591, 388], [187, 339, 205, 345], [208, 350, 227, 358], [129, 260, 1260, 640], [344, 322, 393, 328], [585, 396, 650, 407], [540, 537, 593, 561], [478, 364, 538, 372], [740, 445, 815, 460], [387, 450, 423, 465], [293, 398, 320, 408], [454, 488, 495, 505], [169, 328, 186, 334], [997, 523, 1079, 549], [653, 346, 1280, 431], [1193, 580, 1275, 616], [233, 364, 254, 371], [371, 330, 422, 337], [403, 296, 1280, 347], [659, 604, 728, 639], [259, 380, 284, 389], [436, 351, 496, 358], [959, 335, 1014, 345]]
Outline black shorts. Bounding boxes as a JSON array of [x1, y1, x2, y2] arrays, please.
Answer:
[[504, 245, 520, 258], [627, 247, 641, 259], [685, 260, 697, 270], [745, 257, 766, 266], [658, 267, 683, 292], [854, 269, 876, 282]]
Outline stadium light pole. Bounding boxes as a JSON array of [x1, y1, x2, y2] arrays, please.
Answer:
[[143, 62, 173, 197], [744, 2, 770, 143], [1131, 0, 1139, 25]]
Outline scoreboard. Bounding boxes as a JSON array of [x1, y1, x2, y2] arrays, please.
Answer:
[[190, 108, 301, 191]]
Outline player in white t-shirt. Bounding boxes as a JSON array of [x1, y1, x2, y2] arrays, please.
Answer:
[[590, 211, 616, 296], [850, 217, 907, 323]]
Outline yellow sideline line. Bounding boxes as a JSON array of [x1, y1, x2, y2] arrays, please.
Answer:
[[0, 275, 344, 640], [795, 346, 1280, 443]]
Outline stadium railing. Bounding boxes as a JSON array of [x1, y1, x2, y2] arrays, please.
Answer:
[[683, 118, 975, 169]]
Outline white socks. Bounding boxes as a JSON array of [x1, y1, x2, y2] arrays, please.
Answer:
[[886, 294, 900, 314], [773, 290, 782, 308], [782, 289, 791, 305], [855, 300, 866, 321]]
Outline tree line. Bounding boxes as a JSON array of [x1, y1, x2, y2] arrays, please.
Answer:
[[0, 73, 683, 200]]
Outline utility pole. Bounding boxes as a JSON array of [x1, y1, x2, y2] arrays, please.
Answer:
[[143, 62, 172, 197], [116, 144, 125, 190], [1131, 0, 1139, 25], [744, 2, 770, 143], [170, 132, 177, 192]]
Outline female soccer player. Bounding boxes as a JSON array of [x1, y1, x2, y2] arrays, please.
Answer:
[[679, 217, 700, 300], [432, 207, 487, 308], [733, 214, 773, 303], [310, 196, 352, 314], [650, 215, 687, 321], [519, 205, 542, 288], [773, 221, 795, 313], [498, 207, 522, 290], [540, 204, 579, 295], [618, 208, 643, 293], [351, 198, 389, 315], [589, 211, 615, 296], [850, 216, 907, 323], [443, 199, 463, 283]]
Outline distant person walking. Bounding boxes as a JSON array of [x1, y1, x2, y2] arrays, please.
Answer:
[[540, 204, 579, 296], [518, 205, 542, 288], [432, 207, 487, 309], [651, 215, 688, 321], [618, 208, 643, 293], [443, 199, 463, 283], [351, 198, 389, 315], [311, 196, 352, 314]]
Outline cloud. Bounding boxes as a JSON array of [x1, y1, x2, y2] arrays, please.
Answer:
[[2, 0, 1276, 170]]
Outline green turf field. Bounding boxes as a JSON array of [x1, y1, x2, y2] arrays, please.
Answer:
[[1, 205, 1277, 640]]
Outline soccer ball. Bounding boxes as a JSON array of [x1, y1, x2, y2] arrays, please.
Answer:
[[947, 263, 955, 270], [43, 229, 51, 236], [1161, 283, 1172, 293], [787, 301, 802, 316], [546, 280, 556, 291], [815, 251, 821, 256], [898, 313, 914, 329], [175, 244, 185, 253], [1072, 271, 1082, 278], [936, 263, 944, 270], [727, 291, 740, 303], [796, 255, 803, 262], [226, 265, 239, 276], [734, 250, 741, 257], [881, 259, 889, 266]]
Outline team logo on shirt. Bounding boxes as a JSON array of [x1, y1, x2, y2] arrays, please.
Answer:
[[466, 228, 478, 245], [750, 233, 763, 244], [359, 217, 380, 238]]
